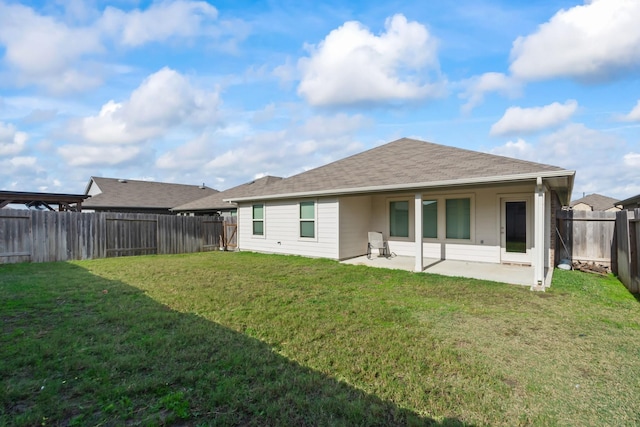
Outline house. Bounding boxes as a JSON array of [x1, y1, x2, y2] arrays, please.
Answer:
[[82, 177, 218, 214], [225, 138, 575, 288], [617, 193, 640, 211], [570, 194, 621, 212], [172, 176, 283, 216]]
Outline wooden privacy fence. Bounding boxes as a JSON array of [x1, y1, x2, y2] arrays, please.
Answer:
[[556, 210, 617, 267], [556, 208, 640, 293], [615, 209, 639, 293], [0, 210, 225, 264]]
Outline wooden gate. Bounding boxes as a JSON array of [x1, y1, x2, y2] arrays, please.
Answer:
[[223, 216, 238, 249]]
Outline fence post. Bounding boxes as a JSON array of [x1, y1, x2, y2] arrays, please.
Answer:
[[631, 209, 639, 293], [616, 210, 631, 290]]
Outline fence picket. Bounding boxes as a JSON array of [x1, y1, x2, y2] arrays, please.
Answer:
[[0, 210, 223, 264]]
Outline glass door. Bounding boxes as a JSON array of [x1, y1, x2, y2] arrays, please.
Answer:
[[501, 198, 531, 264]]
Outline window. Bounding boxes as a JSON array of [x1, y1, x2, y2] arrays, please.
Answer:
[[390, 201, 409, 237], [300, 201, 315, 238], [252, 204, 264, 236], [422, 200, 438, 238], [446, 198, 470, 239]]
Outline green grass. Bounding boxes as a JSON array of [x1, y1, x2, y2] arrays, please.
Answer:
[[2, 252, 639, 426]]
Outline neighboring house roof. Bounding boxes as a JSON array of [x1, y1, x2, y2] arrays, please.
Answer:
[[617, 193, 640, 209], [172, 176, 283, 212], [226, 138, 575, 203], [83, 177, 218, 210], [570, 194, 621, 211]]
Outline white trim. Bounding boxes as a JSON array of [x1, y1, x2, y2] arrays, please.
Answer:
[[251, 203, 266, 239], [226, 170, 575, 202], [499, 195, 533, 265], [298, 199, 318, 241], [414, 193, 423, 272], [533, 179, 546, 288], [443, 195, 475, 242], [388, 197, 412, 240], [421, 198, 439, 240]]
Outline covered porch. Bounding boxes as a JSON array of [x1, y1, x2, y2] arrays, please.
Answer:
[[341, 255, 550, 287]]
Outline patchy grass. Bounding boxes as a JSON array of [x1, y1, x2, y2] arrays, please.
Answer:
[[1, 252, 639, 426]]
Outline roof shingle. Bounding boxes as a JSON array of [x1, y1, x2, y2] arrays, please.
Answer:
[[227, 138, 569, 200], [570, 193, 621, 211], [83, 177, 218, 209], [172, 176, 283, 212]]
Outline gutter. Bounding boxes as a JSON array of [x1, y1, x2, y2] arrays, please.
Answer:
[[225, 170, 576, 203]]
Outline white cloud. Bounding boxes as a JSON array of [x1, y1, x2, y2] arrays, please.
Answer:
[[0, 122, 28, 156], [72, 67, 220, 145], [157, 112, 370, 188], [619, 100, 640, 122], [624, 152, 640, 168], [59, 67, 219, 168], [297, 14, 444, 106], [489, 138, 536, 161], [539, 124, 636, 198], [156, 132, 215, 170], [300, 114, 372, 139], [510, 0, 640, 81], [490, 100, 578, 136], [9, 156, 37, 167], [100, 0, 218, 47], [489, 123, 637, 199], [78, 100, 159, 145], [0, 1, 245, 94], [0, 156, 40, 190], [0, 1, 103, 93], [459, 72, 521, 113], [57, 145, 142, 167]]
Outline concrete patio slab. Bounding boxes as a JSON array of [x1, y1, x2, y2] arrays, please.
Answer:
[[341, 255, 539, 287]]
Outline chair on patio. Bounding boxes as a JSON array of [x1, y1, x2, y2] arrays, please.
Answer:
[[366, 231, 393, 259]]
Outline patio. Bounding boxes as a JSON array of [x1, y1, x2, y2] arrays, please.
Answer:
[[341, 255, 546, 287]]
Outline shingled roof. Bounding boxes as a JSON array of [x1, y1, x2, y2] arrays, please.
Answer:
[[570, 193, 621, 211], [226, 138, 574, 202], [83, 177, 218, 211], [172, 176, 283, 212]]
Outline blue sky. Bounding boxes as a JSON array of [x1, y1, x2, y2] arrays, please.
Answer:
[[0, 0, 638, 201]]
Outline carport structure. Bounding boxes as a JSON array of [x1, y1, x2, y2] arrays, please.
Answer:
[[0, 191, 89, 212]]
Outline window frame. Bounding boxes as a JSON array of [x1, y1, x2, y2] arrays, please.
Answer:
[[422, 199, 438, 239], [416, 193, 475, 243], [251, 203, 265, 238], [445, 197, 472, 241], [299, 200, 317, 240], [389, 199, 410, 239]]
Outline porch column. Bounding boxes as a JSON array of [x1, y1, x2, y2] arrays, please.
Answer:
[[533, 177, 546, 289], [414, 193, 423, 272]]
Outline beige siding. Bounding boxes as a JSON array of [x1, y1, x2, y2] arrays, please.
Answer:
[[338, 195, 372, 259], [237, 198, 339, 259], [388, 241, 500, 262], [237, 182, 545, 265], [369, 183, 536, 263]]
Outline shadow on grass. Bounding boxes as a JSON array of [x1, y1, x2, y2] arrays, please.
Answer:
[[1, 262, 470, 426]]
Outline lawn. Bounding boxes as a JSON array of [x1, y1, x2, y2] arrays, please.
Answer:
[[1, 252, 639, 426]]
